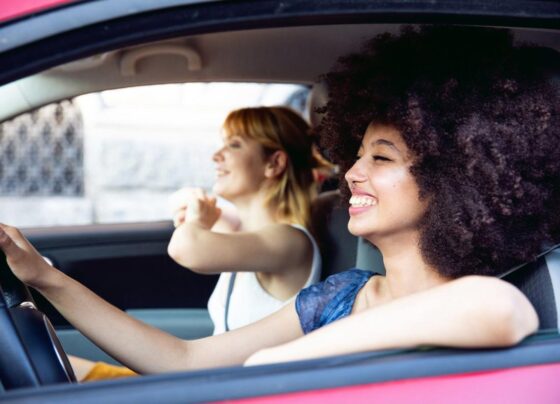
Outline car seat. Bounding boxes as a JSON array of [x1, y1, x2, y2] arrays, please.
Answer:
[[501, 247, 560, 330]]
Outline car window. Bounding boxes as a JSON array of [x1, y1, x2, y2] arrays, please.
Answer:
[[0, 82, 308, 227]]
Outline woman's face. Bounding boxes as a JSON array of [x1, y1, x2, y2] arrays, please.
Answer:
[[212, 134, 268, 202], [344, 124, 428, 242]]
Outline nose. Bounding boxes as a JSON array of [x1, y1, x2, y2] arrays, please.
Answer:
[[213, 147, 224, 162], [344, 157, 367, 189]]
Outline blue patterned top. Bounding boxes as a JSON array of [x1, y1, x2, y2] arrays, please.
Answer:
[[295, 269, 375, 334]]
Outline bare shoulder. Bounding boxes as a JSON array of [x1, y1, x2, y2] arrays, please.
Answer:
[[247, 223, 314, 277], [257, 223, 313, 252], [450, 275, 522, 294]]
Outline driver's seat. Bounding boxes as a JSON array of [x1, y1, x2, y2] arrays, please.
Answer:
[[502, 248, 560, 330]]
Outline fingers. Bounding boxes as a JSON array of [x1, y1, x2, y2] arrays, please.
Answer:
[[0, 223, 59, 289], [169, 187, 214, 224], [207, 196, 217, 208], [0, 224, 26, 261], [173, 208, 186, 228], [195, 188, 206, 200], [169, 187, 205, 213], [169, 188, 221, 229]]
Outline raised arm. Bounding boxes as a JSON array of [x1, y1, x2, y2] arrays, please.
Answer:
[[0, 224, 302, 373], [169, 188, 240, 233], [168, 223, 312, 274], [167, 188, 312, 276], [246, 275, 539, 365]]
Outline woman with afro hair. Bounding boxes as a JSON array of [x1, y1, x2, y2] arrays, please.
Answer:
[[1, 25, 558, 371]]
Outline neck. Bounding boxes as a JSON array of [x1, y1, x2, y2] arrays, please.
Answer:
[[231, 191, 278, 231], [369, 231, 449, 300]]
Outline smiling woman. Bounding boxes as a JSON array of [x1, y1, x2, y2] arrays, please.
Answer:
[[168, 107, 325, 335]]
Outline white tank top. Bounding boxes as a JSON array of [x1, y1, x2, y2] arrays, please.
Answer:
[[207, 224, 321, 335]]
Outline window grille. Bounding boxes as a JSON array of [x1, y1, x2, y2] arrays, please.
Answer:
[[0, 100, 84, 196]]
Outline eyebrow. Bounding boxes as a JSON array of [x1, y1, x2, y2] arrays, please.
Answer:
[[364, 139, 401, 153]]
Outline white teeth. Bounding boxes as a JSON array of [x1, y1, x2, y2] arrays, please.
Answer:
[[349, 195, 377, 207]]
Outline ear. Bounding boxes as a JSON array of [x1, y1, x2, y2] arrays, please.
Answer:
[[264, 150, 288, 179]]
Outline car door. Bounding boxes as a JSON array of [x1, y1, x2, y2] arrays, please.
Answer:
[[0, 0, 559, 401]]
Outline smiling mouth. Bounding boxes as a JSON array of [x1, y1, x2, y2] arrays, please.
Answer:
[[349, 195, 377, 207], [216, 169, 229, 177]]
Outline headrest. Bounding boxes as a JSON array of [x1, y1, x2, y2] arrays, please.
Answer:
[[306, 81, 329, 128], [311, 190, 357, 279]]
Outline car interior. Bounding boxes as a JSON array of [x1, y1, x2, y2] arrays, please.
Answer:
[[1, 23, 410, 364], [0, 1, 559, 401]]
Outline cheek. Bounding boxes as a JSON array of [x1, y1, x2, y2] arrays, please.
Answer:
[[373, 167, 410, 191], [379, 169, 424, 210], [399, 181, 426, 216], [245, 155, 267, 175]]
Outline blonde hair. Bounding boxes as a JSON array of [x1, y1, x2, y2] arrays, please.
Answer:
[[223, 106, 328, 227]]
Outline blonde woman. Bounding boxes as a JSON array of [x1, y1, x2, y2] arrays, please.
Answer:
[[168, 107, 325, 334]]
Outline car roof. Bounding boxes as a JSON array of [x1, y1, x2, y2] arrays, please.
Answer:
[[0, 0, 76, 24], [0, 0, 559, 122]]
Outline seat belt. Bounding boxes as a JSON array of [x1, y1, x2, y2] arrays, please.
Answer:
[[498, 243, 560, 279], [224, 273, 236, 332]]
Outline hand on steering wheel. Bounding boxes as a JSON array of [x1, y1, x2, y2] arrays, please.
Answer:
[[0, 223, 76, 389], [0, 224, 58, 291]]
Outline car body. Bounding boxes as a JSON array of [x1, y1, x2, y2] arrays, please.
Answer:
[[0, 1, 559, 402]]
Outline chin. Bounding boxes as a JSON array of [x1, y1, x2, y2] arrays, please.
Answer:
[[347, 221, 371, 238], [213, 185, 240, 201], [212, 185, 230, 199]]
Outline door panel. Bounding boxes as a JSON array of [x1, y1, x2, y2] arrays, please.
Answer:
[[58, 308, 214, 364], [23, 222, 219, 327]]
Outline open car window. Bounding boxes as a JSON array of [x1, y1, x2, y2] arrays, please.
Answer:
[[0, 82, 308, 227]]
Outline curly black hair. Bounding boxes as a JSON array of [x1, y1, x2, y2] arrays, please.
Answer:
[[317, 26, 560, 278]]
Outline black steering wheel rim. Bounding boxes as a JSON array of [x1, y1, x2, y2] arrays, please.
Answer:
[[0, 253, 76, 389]]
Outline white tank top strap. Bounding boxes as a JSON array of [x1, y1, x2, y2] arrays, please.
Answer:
[[288, 223, 322, 286]]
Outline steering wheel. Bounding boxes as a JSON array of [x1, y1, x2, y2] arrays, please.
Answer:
[[0, 253, 76, 389]]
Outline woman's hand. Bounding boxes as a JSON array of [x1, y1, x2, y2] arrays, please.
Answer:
[[170, 188, 221, 230], [169, 187, 195, 227], [184, 191, 221, 230], [172, 207, 187, 228], [0, 223, 59, 290]]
